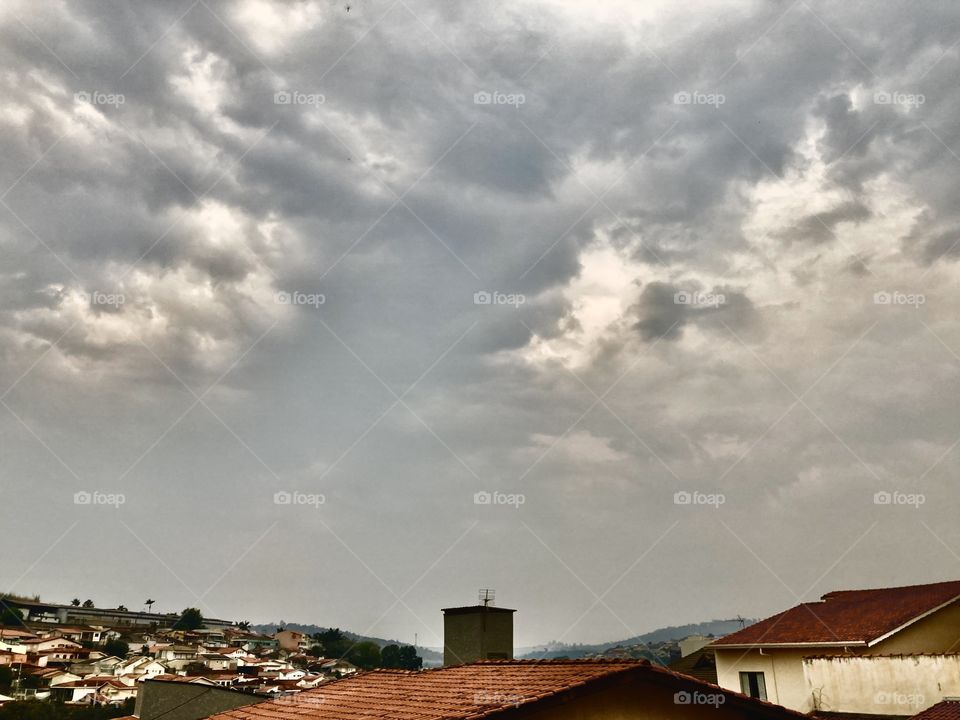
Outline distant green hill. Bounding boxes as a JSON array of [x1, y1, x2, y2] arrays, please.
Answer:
[[516, 618, 753, 660]]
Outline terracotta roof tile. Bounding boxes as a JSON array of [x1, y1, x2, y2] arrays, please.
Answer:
[[712, 580, 960, 646], [911, 701, 960, 720], [207, 659, 805, 720]]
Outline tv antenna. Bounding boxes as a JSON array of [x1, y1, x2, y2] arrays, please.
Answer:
[[479, 589, 495, 607], [736, 615, 746, 628]]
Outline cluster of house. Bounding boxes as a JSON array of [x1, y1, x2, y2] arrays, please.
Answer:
[[9, 579, 960, 720], [0, 620, 357, 707]]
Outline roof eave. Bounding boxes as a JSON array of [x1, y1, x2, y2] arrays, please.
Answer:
[[712, 641, 867, 649]]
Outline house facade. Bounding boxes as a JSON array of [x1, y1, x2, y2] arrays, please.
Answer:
[[711, 579, 960, 713]]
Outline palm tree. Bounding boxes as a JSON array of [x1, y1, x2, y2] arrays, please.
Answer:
[[71, 599, 81, 607], [145, 599, 155, 612]]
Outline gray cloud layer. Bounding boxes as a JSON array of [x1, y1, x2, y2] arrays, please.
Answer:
[[2, 0, 960, 647]]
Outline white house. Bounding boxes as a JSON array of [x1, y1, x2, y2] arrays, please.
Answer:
[[712, 579, 960, 713]]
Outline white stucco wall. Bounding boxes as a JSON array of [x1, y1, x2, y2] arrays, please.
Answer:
[[715, 648, 819, 713], [803, 654, 960, 715]]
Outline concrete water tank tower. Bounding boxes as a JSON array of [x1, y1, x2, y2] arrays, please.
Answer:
[[442, 590, 515, 666]]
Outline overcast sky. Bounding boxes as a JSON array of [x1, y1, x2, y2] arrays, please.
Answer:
[[2, 0, 960, 650]]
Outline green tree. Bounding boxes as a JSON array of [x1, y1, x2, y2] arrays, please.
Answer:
[[381, 644, 401, 668], [173, 607, 204, 630], [71, 598, 81, 607], [398, 645, 422, 670], [0, 606, 24, 626], [313, 628, 349, 658], [347, 641, 381, 670], [82, 599, 95, 608], [104, 638, 129, 657]]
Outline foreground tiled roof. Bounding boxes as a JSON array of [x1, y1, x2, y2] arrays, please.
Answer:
[[911, 700, 960, 720], [712, 580, 960, 646], [208, 659, 807, 720]]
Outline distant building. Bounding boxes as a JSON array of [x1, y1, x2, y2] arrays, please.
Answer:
[[274, 630, 309, 653], [1, 598, 233, 628], [442, 604, 515, 666], [679, 635, 711, 658]]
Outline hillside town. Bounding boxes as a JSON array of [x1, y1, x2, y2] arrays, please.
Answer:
[[0, 595, 388, 713], [4, 580, 960, 720]]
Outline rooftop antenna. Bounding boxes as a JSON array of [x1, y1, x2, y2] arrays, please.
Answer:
[[479, 589, 495, 607], [736, 615, 746, 629]]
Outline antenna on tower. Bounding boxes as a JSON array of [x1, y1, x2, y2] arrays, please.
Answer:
[[479, 589, 495, 607]]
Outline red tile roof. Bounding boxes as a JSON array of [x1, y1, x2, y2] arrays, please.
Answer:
[[912, 700, 960, 720], [712, 580, 960, 647], [207, 659, 806, 720]]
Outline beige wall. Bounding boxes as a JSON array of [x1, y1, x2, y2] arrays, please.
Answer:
[[803, 654, 960, 715], [715, 648, 817, 712], [873, 602, 960, 654]]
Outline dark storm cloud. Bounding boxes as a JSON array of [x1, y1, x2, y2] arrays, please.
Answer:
[[4, 0, 960, 648]]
